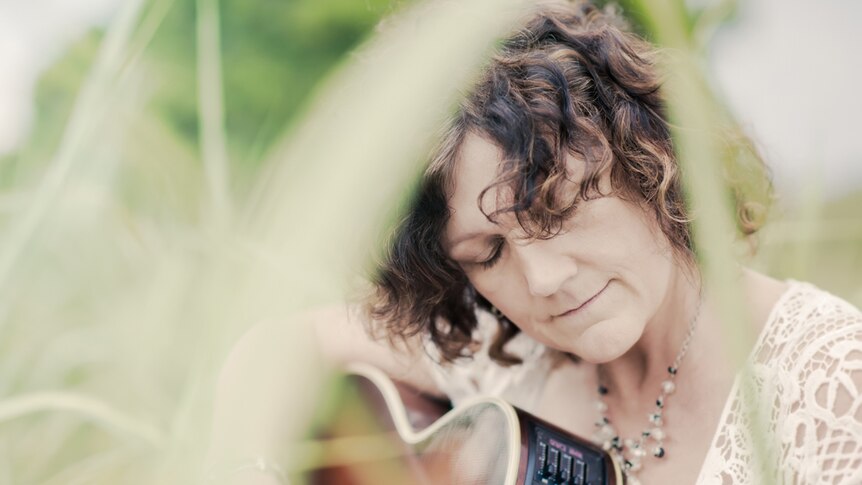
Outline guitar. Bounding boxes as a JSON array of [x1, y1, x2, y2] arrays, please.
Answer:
[[307, 362, 623, 485]]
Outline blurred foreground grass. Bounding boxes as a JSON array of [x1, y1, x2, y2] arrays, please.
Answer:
[[0, 0, 859, 484]]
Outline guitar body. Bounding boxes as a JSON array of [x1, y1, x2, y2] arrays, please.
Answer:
[[308, 363, 622, 485]]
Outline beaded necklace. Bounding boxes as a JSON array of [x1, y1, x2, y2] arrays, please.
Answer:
[[592, 301, 701, 485]]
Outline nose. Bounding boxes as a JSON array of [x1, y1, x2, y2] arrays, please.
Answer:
[[512, 239, 577, 297]]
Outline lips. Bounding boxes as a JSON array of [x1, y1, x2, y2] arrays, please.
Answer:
[[554, 281, 609, 318]]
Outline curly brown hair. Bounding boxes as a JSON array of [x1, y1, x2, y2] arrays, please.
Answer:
[[366, 0, 769, 366]]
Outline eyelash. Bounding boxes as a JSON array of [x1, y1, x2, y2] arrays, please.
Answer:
[[478, 240, 504, 269]]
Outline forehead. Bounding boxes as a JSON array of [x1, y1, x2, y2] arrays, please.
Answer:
[[448, 132, 505, 216], [444, 132, 514, 244], [444, 131, 588, 245]]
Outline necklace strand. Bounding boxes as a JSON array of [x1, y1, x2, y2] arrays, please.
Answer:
[[592, 299, 702, 485]]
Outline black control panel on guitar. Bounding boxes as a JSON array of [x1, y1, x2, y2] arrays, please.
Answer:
[[525, 422, 609, 485]]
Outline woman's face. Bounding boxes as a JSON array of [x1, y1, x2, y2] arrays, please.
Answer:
[[444, 132, 680, 363]]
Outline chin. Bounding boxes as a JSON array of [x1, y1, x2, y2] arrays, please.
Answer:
[[569, 317, 641, 364], [576, 347, 629, 365]]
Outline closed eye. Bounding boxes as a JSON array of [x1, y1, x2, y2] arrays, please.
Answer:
[[478, 239, 505, 269]]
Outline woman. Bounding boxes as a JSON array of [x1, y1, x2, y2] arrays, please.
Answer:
[[208, 1, 862, 484]]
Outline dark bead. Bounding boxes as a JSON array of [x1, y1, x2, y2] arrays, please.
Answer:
[[642, 430, 651, 437], [654, 447, 665, 458], [598, 385, 608, 395], [668, 366, 677, 375], [656, 398, 664, 408]]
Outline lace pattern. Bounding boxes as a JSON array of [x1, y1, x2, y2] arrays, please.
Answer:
[[697, 281, 862, 484]]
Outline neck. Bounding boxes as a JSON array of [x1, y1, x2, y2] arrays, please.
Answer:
[[599, 266, 702, 408]]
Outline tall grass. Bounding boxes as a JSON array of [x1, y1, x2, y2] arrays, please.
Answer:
[[635, 0, 774, 479], [0, 0, 859, 484], [1, 0, 529, 483]]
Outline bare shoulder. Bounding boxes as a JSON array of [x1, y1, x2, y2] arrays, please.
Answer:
[[742, 268, 791, 334], [744, 267, 862, 328], [742, 268, 862, 362]]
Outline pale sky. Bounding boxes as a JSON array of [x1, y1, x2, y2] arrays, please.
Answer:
[[710, 0, 862, 200], [0, 0, 121, 154], [1, 0, 860, 201]]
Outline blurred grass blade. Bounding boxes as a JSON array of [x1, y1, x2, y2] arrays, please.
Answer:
[[128, 0, 179, 72], [201, 0, 532, 478], [240, 0, 531, 315], [633, 0, 774, 481], [0, 391, 164, 446], [196, 0, 232, 233], [690, 0, 739, 48], [0, 0, 146, 295], [788, 167, 824, 278], [39, 448, 130, 485]]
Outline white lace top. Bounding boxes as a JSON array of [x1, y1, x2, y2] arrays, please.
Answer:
[[422, 281, 862, 483]]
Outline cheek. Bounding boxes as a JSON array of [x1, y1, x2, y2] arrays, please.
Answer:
[[468, 269, 531, 321], [624, 226, 676, 291], [594, 202, 675, 278]]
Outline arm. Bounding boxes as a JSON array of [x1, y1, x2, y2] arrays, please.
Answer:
[[205, 304, 445, 484]]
